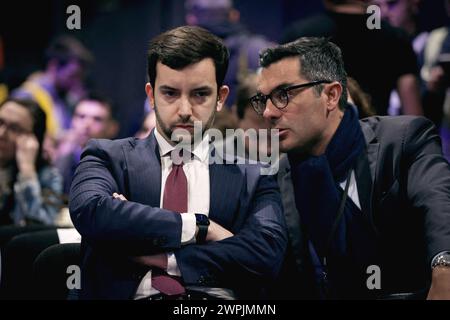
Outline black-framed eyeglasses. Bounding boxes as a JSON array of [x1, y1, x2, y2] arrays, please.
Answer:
[[249, 80, 332, 115]]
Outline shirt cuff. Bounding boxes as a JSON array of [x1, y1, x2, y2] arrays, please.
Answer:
[[166, 252, 181, 276], [181, 213, 196, 244]]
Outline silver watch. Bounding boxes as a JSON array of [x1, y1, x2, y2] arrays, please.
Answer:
[[431, 252, 450, 269]]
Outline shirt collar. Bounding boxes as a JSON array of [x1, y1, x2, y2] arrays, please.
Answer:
[[154, 127, 210, 163]]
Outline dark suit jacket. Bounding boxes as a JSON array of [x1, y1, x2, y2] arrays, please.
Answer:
[[69, 132, 287, 299], [276, 116, 450, 299]]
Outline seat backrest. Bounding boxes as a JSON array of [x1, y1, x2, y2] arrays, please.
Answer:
[[33, 243, 81, 300]]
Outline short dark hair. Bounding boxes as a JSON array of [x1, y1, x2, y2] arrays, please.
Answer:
[[260, 37, 348, 109], [147, 26, 229, 89], [77, 91, 114, 119], [45, 35, 93, 68]]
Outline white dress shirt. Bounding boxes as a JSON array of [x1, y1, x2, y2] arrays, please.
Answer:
[[135, 129, 234, 299], [339, 170, 361, 210]]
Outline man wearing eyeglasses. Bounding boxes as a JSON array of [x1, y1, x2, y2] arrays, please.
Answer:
[[251, 37, 450, 299]]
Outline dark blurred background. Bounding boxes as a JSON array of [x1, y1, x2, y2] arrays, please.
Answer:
[[0, 0, 448, 137]]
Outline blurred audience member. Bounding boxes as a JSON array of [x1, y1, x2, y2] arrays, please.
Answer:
[[0, 35, 7, 104], [0, 98, 63, 227], [135, 110, 156, 139], [234, 73, 272, 159], [282, 0, 423, 116], [421, 0, 450, 160], [374, 0, 425, 44], [347, 77, 376, 118], [12, 36, 93, 142], [185, 0, 274, 107], [54, 93, 117, 194], [372, 0, 429, 117]]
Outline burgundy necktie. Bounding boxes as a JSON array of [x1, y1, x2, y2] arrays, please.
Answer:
[[152, 159, 188, 296], [162, 161, 188, 213]]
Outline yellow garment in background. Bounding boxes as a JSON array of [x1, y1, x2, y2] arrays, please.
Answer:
[[21, 81, 59, 138], [0, 83, 7, 103]]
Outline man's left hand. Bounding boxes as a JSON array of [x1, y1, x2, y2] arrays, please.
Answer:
[[427, 267, 450, 300]]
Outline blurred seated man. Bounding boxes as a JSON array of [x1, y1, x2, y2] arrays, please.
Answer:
[[54, 93, 118, 195], [12, 36, 93, 141]]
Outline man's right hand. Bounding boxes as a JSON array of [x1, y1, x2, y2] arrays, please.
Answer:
[[204, 219, 233, 242], [113, 192, 234, 243]]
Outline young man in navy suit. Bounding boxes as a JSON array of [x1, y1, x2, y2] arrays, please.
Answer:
[[69, 26, 287, 300]]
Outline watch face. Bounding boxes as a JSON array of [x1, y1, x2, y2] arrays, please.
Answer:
[[196, 214, 210, 225]]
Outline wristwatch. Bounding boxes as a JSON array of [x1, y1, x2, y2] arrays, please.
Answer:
[[195, 214, 210, 244], [431, 252, 450, 269]]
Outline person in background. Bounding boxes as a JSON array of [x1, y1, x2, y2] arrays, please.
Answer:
[[0, 98, 62, 227], [282, 0, 423, 117], [233, 73, 273, 160], [421, 0, 450, 161], [54, 93, 117, 195], [0, 35, 7, 104], [135, 110, 156, 139], [185, 0, 274, 107], [347, 77, 376, 118], [371, 0, 430, 118], [12, 36, 93, 161]]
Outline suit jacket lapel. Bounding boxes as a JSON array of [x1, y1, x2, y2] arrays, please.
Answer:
[[208, 150, 243, 226], [357, 121, 381, 235], [278, 155, 305, 272], [123, 130, 161, 207]]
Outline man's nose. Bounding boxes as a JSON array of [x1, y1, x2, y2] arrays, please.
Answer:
[[178, 97, 193, 118], [262, 99, 281, 122]]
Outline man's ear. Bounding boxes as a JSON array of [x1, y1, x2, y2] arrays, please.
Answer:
[[217, 85, 230, 112], [145, 83, 155, 109], [323, 82, 342, 111]]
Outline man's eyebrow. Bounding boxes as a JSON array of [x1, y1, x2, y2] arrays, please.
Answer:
[[259, 83, 293, 95], [273, 83, 294, 91], [159, 85, 178, 91], [192, 86, 213, 92]]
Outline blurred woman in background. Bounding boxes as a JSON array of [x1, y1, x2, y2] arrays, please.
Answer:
[[0, 98, 62, 227]]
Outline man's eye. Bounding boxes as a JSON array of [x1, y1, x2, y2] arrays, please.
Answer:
[[272, 90, 286, 101], [193, 91, 209, 98], [162, 90, 178, 98]]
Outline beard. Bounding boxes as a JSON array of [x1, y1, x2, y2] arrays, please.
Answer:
[[154, 102, 217, 145]]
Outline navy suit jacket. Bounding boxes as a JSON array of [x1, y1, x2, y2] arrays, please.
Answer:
[[69, 131, 287, 299]]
